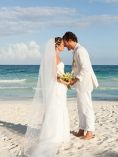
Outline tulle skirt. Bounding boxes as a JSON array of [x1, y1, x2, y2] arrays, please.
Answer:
[[26, 82, 70, 157]]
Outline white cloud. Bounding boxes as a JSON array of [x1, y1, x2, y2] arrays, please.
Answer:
[[76, 15, 118, 27], [60, 14, 118, 28], [104, 0, 118, 3], [89, 0, 118, 3], [0, 41, 40, 64], [0, 7, 118, 36], [0, 7, 76, 36]]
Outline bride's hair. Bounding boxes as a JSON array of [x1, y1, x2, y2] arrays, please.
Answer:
[[55, 37, 63, 48]]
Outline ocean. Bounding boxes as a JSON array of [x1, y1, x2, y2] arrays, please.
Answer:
[[0, 65, 118, 101]]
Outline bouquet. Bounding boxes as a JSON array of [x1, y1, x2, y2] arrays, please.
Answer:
[[57, 72, 76, 89]]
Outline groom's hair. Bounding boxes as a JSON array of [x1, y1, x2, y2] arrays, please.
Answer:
[[63, 32, 78, 42]]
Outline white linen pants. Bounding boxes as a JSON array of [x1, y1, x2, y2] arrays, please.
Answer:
[[77, 90, 95, 132]]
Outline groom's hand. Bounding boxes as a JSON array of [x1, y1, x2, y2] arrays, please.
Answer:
[[70, 78, 79, 85]]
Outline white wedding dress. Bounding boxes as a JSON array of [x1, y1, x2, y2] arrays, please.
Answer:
[[24, 39, 70, 157], [26, 62, 70, 157], [38, 62, 70, 144], [55, 62, 70, 143]]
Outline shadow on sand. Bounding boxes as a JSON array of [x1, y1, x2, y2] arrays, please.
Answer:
[[95, 151, 118, 157], [102, 152, 118, 157], [0, 120, 27, 134]]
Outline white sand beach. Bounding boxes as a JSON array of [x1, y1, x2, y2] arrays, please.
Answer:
[[0, 99, 118, 157]]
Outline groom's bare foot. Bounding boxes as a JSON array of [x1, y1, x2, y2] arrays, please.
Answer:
[[83, 131, 93, 140], [70, 129, 84, 137]]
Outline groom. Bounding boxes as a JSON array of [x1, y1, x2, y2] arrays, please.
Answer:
[[63, 32, 98, 140]]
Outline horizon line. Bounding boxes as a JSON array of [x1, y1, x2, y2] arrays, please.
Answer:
[[0, 64, 117, 66]]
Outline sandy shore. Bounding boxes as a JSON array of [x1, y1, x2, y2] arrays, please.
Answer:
[[0, 99, 118, 157]]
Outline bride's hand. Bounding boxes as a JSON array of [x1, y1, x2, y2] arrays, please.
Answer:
[[59, 78, 70, 86]]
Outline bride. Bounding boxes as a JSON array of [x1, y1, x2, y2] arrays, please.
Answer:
[[24, 37, 70, 157]]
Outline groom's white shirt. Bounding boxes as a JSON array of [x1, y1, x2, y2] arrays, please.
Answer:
[[72, 43, 98, 92]]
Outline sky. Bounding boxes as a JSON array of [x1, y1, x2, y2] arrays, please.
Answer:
[[0, 0, 118, 65]]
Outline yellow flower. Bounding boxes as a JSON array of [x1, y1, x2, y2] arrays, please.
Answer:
[[61, 72, 76, 82]]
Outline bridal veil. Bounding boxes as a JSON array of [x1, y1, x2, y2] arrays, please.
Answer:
[[24, 39, 58, 157]]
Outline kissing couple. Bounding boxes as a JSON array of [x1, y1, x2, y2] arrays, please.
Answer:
[[24, 32, 98, 157]]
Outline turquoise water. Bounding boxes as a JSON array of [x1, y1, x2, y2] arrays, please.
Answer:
[[0, 65, 118, 101]]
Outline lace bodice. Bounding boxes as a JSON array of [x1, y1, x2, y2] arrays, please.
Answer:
[[57, 62, 65, 76]]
